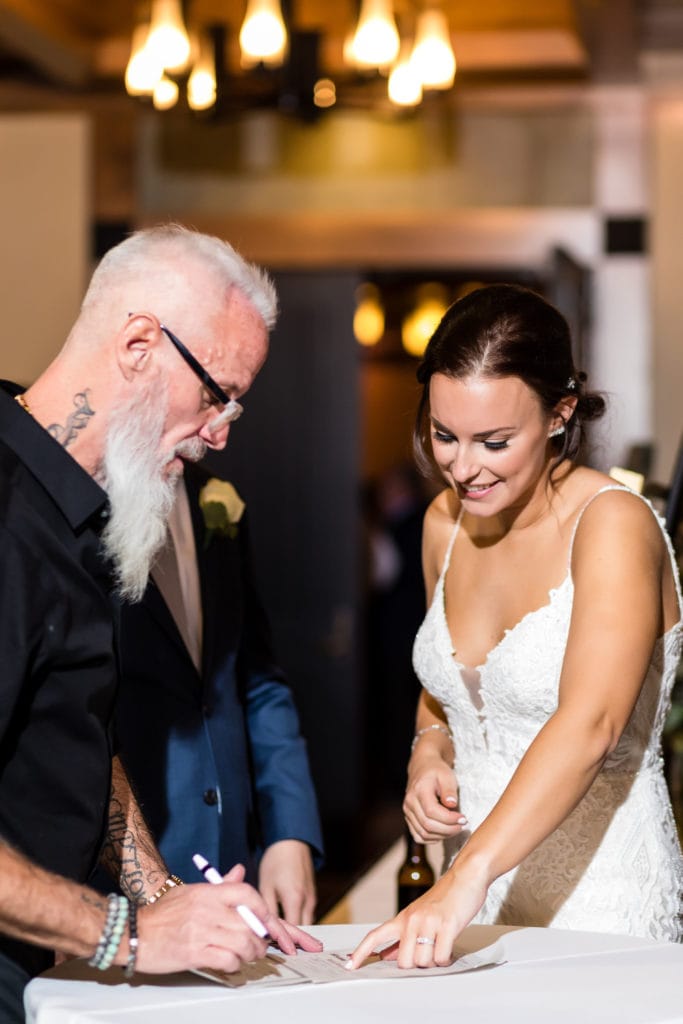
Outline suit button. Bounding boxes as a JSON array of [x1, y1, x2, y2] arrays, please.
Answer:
[[203, 789, 218, 806], [202, 704, 212, 716]]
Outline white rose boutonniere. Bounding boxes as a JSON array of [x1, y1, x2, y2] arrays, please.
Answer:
[[198, 479, 245, 547]]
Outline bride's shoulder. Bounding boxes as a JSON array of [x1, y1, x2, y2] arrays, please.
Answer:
[[562, 467, 663, 554], [424, 487, 460, 533], [422, 489, 460, 579]]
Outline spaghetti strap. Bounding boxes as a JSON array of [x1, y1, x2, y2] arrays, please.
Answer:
[[439, 506, 465, 584], [568, 484, 683, 617]]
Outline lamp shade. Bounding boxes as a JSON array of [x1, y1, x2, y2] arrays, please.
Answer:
[[239, 0, 288, 67], [125, 23, 163, 95], [410, 9, 456, 90], [187, 33, 217, 110], [349, 0, 400, 69], [145, 0, 191, 73]]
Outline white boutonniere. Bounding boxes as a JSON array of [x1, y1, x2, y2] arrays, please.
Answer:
[[198, 479, 245, 546]]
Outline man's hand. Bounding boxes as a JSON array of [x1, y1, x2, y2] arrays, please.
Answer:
[[258, 840, 317, 924], [134, 871, 270, 975]]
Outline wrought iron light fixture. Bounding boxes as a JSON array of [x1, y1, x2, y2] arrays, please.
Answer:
[[124, 1, 457, 114]]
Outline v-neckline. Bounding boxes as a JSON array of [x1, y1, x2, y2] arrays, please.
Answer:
[[439, 570, 572, 674]]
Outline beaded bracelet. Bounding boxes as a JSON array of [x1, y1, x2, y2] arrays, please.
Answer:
[[89, 894, 129, 971], [124, 900, 139, 980], [411, 723, 454, 753], [146, 874, 183, 904]]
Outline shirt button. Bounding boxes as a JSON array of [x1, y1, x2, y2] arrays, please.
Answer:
[[203, 789, 218, 806]]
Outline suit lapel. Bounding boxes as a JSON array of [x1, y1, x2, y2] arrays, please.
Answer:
[[186, 466, 242, 689], [143, 574, 196, 667]]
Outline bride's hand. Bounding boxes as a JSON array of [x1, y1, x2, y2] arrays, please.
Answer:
[[346, 864, 488, 970], [403, 751, 467, 842]]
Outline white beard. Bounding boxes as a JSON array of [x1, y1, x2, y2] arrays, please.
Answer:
[[98, 382, 207, 602]]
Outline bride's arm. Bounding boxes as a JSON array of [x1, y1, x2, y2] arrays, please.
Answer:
[[349, 490, 668, 969]]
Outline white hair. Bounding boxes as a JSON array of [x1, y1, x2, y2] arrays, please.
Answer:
[[80, 223, 277, 332]]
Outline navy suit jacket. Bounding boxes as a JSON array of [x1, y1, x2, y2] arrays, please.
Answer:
[[114, 464, 323, 885]]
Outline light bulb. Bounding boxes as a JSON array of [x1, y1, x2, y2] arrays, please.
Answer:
[[125, 23, 164, 95], [388, 43, 422, 107], [401, 284, 449, 357], [239, 0, 288, 68], [410, 9, 456, 90], [146, 0, 191, 73], [350, 0, 400, 69], [313, 79, 337, 109], [153, 74, 179, 110], [187, 33, 217, 110], [353, 284, 385, 347]]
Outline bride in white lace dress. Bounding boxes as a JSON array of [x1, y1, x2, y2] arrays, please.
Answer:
[[349, 284, 683, 972]]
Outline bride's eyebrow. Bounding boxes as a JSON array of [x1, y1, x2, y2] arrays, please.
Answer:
[[472, 426, 514, 439]]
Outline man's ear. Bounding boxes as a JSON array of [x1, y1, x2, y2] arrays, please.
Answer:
[[116, 314, 161, 381], [550, 395, 578, 433]]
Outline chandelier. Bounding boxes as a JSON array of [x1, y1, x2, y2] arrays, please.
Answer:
[[124, 0, 457, 115]]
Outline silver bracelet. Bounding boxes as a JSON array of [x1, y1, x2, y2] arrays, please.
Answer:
[[411, 723, 453, 753]]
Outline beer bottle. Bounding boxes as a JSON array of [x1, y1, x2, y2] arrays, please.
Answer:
[[397, 826, 435, 912]]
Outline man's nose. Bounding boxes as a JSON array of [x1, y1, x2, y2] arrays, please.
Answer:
[[200, 418, 231, 451]]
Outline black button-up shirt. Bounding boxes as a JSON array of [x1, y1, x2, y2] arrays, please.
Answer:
[[0, 383, 118, 975]]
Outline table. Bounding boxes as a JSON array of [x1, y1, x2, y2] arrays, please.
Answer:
[[24, 923, 683, 1024]]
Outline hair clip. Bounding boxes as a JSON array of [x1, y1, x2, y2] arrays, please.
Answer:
[[567, 376, 577, 390]]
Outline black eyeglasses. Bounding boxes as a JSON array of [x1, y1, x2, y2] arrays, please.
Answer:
[[160, 323, 243, 429]]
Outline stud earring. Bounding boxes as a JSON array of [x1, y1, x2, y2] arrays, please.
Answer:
[[548, 423, 565, 439]]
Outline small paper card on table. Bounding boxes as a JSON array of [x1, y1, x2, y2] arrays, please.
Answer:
[[193, 943, 505, 990]]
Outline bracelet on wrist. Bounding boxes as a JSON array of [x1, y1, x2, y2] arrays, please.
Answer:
[[89, 894, 129, 971], [123, 900, 139, 980], [146, 874, 183, 905], [411, 723, 454, 758]]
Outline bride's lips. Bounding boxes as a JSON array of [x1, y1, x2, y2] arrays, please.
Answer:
[[459, 481, 499, 499]]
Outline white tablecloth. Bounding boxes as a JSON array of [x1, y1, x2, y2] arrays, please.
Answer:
[[24, 923, 683, 1024]]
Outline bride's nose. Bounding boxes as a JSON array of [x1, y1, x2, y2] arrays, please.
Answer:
[[450, 443, 480, 483]]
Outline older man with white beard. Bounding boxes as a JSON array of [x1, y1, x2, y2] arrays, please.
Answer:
[[0, 224, 320, 1022]]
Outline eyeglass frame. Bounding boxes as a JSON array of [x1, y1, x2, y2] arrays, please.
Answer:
[[159, 323, 243, 432]]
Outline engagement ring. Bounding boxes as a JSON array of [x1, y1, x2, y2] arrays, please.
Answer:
[[416, 936, 435, 945]]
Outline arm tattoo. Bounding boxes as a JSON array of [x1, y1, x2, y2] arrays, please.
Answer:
[[99, 780, 166, 903], [47, 390, 95, 448], [80, 891, 107, 912]]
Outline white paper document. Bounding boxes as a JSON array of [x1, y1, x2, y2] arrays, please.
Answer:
[[194, 943, 505, 990]]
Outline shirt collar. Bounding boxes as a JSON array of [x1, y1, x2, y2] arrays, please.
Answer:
[[0, 382, 108, 531]]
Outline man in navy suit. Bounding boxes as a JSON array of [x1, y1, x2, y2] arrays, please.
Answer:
[[115, 461, 323, 924]]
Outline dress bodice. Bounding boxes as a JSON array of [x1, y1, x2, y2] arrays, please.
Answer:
[[415, 487, 682, 781]]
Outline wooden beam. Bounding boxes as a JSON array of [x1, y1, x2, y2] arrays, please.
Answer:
[[0, 0, 92, 86]]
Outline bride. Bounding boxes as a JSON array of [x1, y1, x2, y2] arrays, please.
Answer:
[[349, 283, 683, 970]]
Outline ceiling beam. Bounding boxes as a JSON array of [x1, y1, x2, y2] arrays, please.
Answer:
[[0, 0, 92, 86]]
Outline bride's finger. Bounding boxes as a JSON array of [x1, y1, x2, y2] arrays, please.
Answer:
[[346, 921, 400, 970]]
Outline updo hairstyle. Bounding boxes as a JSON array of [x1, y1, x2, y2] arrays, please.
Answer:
[[413, 283, 606, 480]]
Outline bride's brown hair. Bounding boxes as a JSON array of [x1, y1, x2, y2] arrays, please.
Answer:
[[413, 283, 605, 480]]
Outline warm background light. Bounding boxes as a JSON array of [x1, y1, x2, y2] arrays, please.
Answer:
[[124, 24, 162, 96], [401, 283, 449, 357], [388, 45, 422, 107], [145, 0, 191, 73], [239, 0, 288, 68], [354, 284, 386, 347], [411, 9, 457, 90], [153, 74, 179, 110], [187, 33, 217, 111], [350, 0, 401, 69]]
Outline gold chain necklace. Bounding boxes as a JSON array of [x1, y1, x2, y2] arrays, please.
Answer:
[[14, 393, 32, 416]]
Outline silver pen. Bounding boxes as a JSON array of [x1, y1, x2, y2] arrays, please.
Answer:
[[192, 852, 269, 938]]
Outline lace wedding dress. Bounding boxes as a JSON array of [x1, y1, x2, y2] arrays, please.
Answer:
[[413, 487, 683, 940]]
